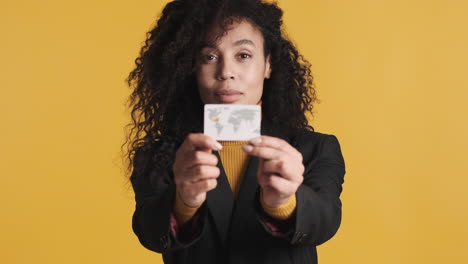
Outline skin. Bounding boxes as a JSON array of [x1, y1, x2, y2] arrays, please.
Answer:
[[173, 20, 304, 209], [243, 135, 304, 208], [195, 19, 271, 105]]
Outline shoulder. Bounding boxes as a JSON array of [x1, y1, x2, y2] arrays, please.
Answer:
[[131, 138, 179, 178], [289, 128, 338, 148], [289, 129, 345, 166]]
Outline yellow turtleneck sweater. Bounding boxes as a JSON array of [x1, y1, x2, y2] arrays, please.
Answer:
[[173, 140, 297, 226]]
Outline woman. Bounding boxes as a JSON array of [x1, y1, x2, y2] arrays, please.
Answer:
[[124, 0, 346, 263]]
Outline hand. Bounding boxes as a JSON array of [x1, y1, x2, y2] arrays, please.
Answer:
[[173, 133, 222, 208], [242, 136, 304, 208]]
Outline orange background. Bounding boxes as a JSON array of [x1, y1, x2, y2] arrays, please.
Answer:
[[2, 0, 467, 263]]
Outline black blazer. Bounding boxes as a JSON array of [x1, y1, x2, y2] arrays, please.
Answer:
[[130, 125, 346, 264]]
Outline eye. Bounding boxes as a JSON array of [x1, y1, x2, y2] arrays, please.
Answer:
[[239, 53, 251, 59], [206, 55, 217, 60], [201, 54, 217, 62]]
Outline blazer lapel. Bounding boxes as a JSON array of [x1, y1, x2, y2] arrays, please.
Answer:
[[206, 151, 234, 248], [229, 120, 293, 238], [229, 155, 259, 233], [206, 120, 292, 247]]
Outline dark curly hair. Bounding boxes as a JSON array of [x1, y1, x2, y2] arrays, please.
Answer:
[[122, 0, 319, 182]]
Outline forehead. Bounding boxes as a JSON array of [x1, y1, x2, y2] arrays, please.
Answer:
[[202, 20, 264, 48]]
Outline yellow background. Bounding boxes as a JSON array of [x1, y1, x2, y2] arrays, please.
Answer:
[[2, 0, 467, 263]]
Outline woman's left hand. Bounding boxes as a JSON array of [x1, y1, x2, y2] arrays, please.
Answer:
[[242, 135, 304, 208]]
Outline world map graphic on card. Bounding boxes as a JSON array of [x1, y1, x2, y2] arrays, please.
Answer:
[[204, 104, 261, 141]]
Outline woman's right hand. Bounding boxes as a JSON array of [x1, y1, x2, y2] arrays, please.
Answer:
[[173, 133, 222, 208]]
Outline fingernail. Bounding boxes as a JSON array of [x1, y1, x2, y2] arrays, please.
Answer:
[[249, 137, 262, 145], [242, 144, 253, 152], [213, 142, 223, 150]]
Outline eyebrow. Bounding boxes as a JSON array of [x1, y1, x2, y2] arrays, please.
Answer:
[[233, 39, 256, 47], [201, 39, 256, 49]]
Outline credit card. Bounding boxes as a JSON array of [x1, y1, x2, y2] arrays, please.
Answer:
[[204, 104, 261, 141]]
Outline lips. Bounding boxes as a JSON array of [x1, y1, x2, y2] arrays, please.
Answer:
[[215, 89, 242, 95], [215, 89, 242, 103]]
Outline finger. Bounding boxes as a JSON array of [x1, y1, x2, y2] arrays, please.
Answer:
[[249, 135, 301, 160], [181, 133, 223, 152], [257, 159, 271, 187], [257, 158, 264, 181], [257, 169, 271, 187], [180, 178, 218, 197], [262, 159, 294, 181], [262, 174, 296, 194], [262, 159, 305, 182], [185, 150, 218, 168], [242, 144, 283, 160], [186, 165, 220, 182]]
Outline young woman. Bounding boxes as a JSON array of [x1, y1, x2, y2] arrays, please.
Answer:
[[124, 0, 346, 263]]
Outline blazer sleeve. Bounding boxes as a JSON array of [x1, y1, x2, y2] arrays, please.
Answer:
[[257, 133, 346, 246], [130, 147, 208, 254]]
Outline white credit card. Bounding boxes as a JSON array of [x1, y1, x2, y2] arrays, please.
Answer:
[[204, 104, 261, 141]]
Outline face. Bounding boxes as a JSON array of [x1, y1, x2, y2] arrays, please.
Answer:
[[194, 20, 272, 105]]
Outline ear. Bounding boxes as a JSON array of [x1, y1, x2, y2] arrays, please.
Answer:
[[264, 54, 272, 79]]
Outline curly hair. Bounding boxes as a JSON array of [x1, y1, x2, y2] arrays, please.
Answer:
[[122, 0, 318, 181]]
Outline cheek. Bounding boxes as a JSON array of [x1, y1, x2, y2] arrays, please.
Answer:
[[195, 68, 216, 102], [196, 66, 215, 87], [244, 65, 267, 90]]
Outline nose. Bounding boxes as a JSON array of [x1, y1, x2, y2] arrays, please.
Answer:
[[217, 57, 235, 81]]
